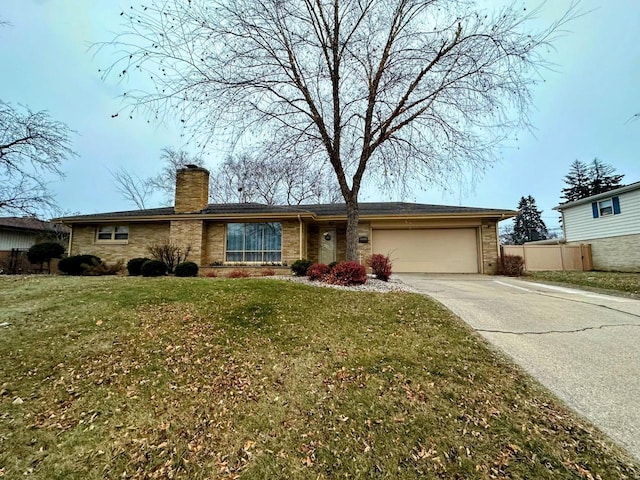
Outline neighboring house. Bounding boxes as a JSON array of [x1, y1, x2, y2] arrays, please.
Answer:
[[555, 181, 640, 272], [0, 217, 68, 251], [0, 217, 69, 273], [54, 166, 516, 274]]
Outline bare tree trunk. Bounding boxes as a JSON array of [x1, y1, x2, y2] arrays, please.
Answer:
[[345, 196, 359, 262]]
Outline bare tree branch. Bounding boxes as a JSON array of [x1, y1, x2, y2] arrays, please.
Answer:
[[0, 101, 76, 215], [100, 0, 580, 259], [110, 167, 154, 209]]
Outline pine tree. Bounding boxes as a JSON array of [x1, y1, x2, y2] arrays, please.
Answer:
[[561, 160, 591, 203], [511, 196, 548, 245], [561, 158, 624, 203], [588, 158, 624, 196]]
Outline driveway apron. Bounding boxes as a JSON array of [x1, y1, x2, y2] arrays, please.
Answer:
[[397, 274, 640, 461]]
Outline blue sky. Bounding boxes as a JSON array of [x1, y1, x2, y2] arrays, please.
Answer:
[[1, 0, 638, 232]]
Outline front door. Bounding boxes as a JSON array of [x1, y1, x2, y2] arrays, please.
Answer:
[[319, 229, 336, 264]]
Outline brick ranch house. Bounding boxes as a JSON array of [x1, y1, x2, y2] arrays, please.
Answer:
[[55, 166, 516, 274]]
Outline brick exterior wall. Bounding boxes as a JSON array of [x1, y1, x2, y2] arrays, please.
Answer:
[[307, 225, 320, 263], [70, 223, 170, 264], [175, 167, 209, 213], [482, 221, 499, 274], [169, 220, 205, 265], [567, 233, 640, 272], [282, 220, 302, 265], [203, 223, 225, 265], [356, 223, 372, 264]]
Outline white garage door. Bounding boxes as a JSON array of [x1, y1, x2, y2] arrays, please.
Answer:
[[372, 228, 479, 273]]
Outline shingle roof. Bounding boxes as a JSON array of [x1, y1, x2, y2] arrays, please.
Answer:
[[201, 203, 309, 215], [0, 217, 69, 232], [303, 202, 512, 216], [56, 207, 175, 220], [56, 202, 514, 222]]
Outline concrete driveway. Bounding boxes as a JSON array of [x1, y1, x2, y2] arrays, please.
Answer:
[[396, 273, 640, 461]]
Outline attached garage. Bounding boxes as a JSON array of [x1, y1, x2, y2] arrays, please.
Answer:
[[372, 228, 479, 273]]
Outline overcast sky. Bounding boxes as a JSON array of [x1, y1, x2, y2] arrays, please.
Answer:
[[1, 0, 639, 232]]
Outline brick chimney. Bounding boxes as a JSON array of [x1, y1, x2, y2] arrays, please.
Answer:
[[174, 165, 210, 213]]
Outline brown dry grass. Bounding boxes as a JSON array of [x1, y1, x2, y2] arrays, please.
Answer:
[[0, 275, 637, 479]]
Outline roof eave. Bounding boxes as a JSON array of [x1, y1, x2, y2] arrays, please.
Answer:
[[55, 211, 317, 224], [55, 209, 517, 224]]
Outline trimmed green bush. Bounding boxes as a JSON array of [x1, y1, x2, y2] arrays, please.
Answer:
[[141, 259, 167, 277], [127, 257, 151, 276], [27, 242, 65, 272], [58, 255, 101, 276], [174, 261, 199, 277], [291, 259, 312, 276]]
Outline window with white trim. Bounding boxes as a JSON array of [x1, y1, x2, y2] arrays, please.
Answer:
[[591, 196, 621, 218], [226, 222, 282, 262], [96, 225, 129, 242], [598, 199, 613, 216]]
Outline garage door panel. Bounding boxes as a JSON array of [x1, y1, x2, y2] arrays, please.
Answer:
[[373, 228, 478, 273]]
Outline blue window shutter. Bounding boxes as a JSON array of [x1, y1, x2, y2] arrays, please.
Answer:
[[591, 202, 599, 218], [612, 196, 621, 214]]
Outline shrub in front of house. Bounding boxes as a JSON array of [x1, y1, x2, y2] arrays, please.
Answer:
[[326, 261, 367, 286], [58, 255, 102, 276], [367, 253, 392, 282], [27, 242, 66, 272], [307, 263, 330, 281], [127, 257, 152, 276], [328, 261, 337, 271], [174, 261, 199, 277], [227, 269, 250, 278], [291, 259, 312, 276], [147, 242, 191, 274], [83, 259, 124, 276], [141, 259, 168, 277], [260, 268, 276, 276], [498, 254, 525, 276], [205, 270, 218, 278]]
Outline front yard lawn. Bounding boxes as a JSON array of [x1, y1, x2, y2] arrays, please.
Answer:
[[0, 276, 637, 479], [525, 271, 640, 296]]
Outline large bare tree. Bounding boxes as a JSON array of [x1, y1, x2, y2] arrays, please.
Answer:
[[0, 101, 76, 215], [102, 0, 577, 259], [209, 154, 342, 205], [113, 147, 341, 208]]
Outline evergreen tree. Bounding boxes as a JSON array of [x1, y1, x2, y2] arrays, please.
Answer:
[[561, 160, 591, 203], [561, 158, 624, 203], [588, 158, 624, 196], [511, 196, 548, 245]]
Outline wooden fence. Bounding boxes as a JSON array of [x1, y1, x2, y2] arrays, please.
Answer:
[[501, 244, 592, 272]]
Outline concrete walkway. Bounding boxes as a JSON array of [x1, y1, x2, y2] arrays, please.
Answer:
[[396, 274, 640, 461]]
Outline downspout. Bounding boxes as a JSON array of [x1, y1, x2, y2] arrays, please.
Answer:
[[66, 223, 73, 256], [297, 215, 304, 260]]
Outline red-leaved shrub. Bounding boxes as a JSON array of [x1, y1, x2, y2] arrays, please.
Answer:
[[227, 269, 251, 278], [367, 253, 392, 281], [205, 270, 218, 278], [307, 263, 330, 281], [498, 254, 524, 276], [260, 268, 276, 276], [326, 261, 367, 286]]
